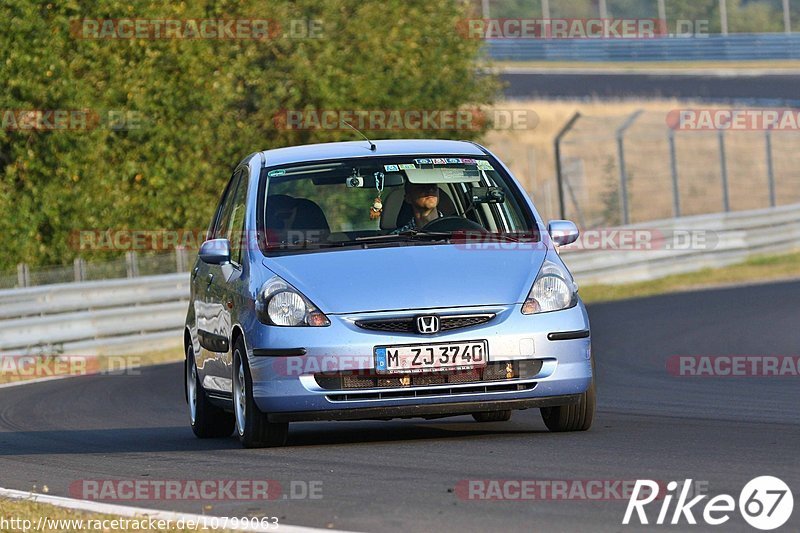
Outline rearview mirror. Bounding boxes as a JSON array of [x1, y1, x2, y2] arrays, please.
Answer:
[[547, 220, 579, 246], [470, 186, 505, 204], [199, 238, 231, 265]]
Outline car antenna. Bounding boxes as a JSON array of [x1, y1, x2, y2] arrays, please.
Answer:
[[343, 121, 376, 151]]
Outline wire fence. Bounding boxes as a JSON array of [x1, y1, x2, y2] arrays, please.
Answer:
[[554, 110, 800, 228], [0, 249, 192, 290], [479, 0, 800, 35], [5, 108, 800, 288]]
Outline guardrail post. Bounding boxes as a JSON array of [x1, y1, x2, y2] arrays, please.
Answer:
[[718, 130, 730, 212], [668, 130, 681, 217], [175, 246, 189, 273], [719, 0, 729, 35], [616, 109, 644, 226], [765, 128, 776, 207], [598, 0, 609, 37], [126, 251, 139, 278], [784, 0, 792, 34], [554, 112, 582, 220], [73, 257, 86, 282], [16, 263, 30, 288], [541, 0, 551, 37]]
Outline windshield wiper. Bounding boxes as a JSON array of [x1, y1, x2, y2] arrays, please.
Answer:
[[355, 230, 453, 243], [263, 241, 355, 250], [482, 233, 522, 243]]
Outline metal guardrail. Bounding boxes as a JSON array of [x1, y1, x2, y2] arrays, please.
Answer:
[[0, 274, 188, 355], [561, 203, 800, 284], [486, 33, 800, 62], [2, 203, 799, 354]]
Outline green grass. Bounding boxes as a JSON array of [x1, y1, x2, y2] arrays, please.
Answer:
[[579, 251, 800, 304]]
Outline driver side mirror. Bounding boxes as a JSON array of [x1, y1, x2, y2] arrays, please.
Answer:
[[199, 238, 231, 265], [547, 220, 579, 246]]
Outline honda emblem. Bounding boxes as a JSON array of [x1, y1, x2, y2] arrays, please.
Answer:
[[416, 315, 440, 334]]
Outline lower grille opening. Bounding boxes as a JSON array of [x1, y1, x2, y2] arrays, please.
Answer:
[[326, 382, 537, 402], [314, 360, 543, 396]]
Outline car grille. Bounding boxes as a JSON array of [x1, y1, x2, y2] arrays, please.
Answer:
[[326, 382, 537, 402], [354, 313, 495, 334], [314, 360, 543, 392]]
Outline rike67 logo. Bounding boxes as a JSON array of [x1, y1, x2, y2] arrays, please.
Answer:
[[624, 477, 794, 530]]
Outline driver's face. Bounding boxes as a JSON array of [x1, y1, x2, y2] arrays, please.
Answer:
[[405, 183, 439, 211]]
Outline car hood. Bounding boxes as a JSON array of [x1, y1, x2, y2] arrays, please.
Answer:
[[262, 244, 547, 314]]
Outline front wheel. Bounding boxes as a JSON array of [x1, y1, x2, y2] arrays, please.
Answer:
[[233, 338, 289, 448], [186, 345, 235, 438], [540, 361, 596, 432]]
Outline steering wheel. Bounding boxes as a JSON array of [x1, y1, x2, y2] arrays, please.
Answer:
[[422, 216, 487, 233]]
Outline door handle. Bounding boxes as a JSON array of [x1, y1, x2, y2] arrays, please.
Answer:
[[192, 266, 199, 279], [206, 273, 214, 286]]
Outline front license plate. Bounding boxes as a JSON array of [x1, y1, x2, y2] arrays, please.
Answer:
[[374, 340, 488, 374]]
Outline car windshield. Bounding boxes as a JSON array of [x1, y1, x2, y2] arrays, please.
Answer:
[[259, 156, 538, 254]]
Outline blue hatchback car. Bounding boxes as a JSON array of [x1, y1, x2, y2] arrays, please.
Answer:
[[184, 139, 594, 447]]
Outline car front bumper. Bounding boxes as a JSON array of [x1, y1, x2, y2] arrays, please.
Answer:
[[245, 302, 592, 420]]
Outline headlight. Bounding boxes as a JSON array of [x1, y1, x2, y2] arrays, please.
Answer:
[[521, 253, 578, 315], [256, 276, 330, 327]]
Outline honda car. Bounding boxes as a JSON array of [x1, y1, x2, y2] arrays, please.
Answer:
[[184, 139, 594, 448]]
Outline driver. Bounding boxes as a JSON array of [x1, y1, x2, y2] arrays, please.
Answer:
[[393, 181, 442, 233]]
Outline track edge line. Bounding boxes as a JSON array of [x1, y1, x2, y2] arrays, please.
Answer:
[[0, 486, 358, 533]]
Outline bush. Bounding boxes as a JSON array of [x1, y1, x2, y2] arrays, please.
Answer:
[[0, 0, 498, 269]]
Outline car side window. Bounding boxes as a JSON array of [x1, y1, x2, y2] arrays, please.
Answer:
[[226, 169, 249, 266], [212, 170, 243, 241]]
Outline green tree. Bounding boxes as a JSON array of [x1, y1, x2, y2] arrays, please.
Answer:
[[0, 0, 499, 270]]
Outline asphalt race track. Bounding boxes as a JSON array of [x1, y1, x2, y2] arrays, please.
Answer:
[[501, 71, 800, 104], [0, 280, 798, 532]]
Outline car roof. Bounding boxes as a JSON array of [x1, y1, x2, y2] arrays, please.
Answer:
[[258, 139, 488, 167]]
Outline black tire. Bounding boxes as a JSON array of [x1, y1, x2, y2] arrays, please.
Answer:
[[472, 410, 512, 422], [233, 338, 289, 448], [186, 345, 235, 438], [540, 360, 596, 432]]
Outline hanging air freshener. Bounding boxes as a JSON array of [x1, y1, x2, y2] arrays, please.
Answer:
[[370, 171, 385, 220]]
